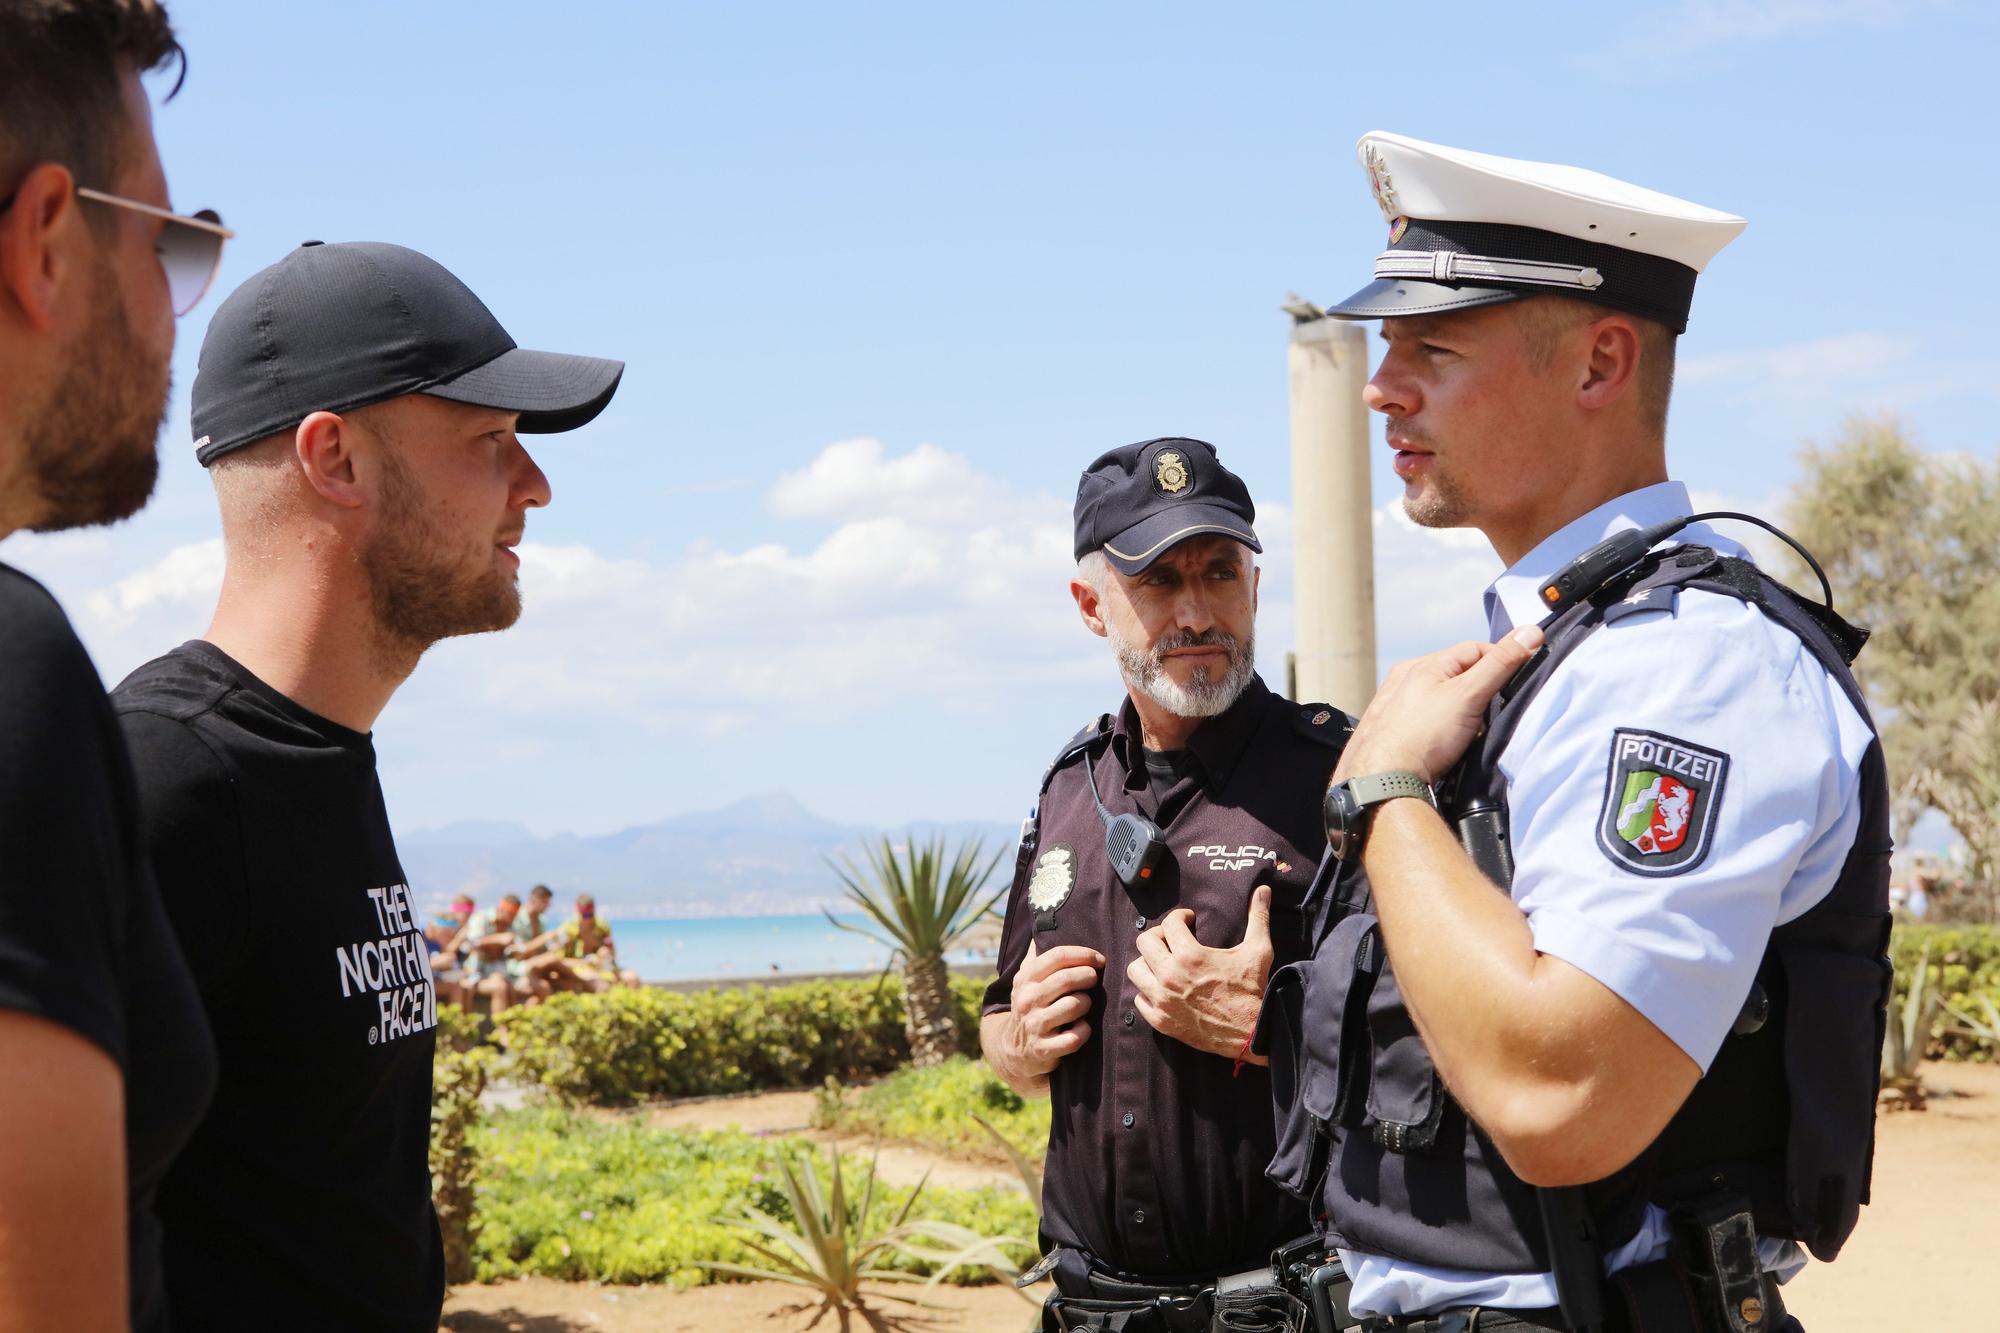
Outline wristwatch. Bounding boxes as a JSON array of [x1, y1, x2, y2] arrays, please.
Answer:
[[1323, 771, 1437, 863]]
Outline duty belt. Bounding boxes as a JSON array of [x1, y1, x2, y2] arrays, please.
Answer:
[[1355, 1266, 1789, 1333]]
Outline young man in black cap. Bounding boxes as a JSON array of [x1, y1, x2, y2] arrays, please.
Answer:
[[111, 240, 623, 1331], [981, 438, 1351, 1329], [0, 4, 230, 1328]]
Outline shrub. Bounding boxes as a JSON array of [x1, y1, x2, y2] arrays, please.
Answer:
[[469, 1106, 1037, 1286], [430, 1007, 497, 1283], [1890, 923, 2000, 1062], [493, 975, 992, 1105], [814, 1056, 1049, 1163]]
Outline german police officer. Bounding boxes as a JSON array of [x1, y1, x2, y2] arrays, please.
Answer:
[[1257, 134, 1889, 1333], [982, 438, 1351, 1331]]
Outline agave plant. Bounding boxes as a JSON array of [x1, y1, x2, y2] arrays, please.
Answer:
[[707, 1142, 937, 1311], [829, 836, 1005, 1067], [1881, 940, 1943, 1109]]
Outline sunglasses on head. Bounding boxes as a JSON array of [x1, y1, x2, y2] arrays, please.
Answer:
[[0, 180, 233, 317]]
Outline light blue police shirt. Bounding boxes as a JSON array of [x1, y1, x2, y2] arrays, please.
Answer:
[[1340, 481, 1874, 1317]]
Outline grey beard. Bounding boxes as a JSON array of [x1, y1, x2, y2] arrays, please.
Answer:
[[1110, 624, 1255, 719]]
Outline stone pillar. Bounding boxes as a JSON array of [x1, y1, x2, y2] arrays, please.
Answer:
[[1287, 312, 1377, 713]]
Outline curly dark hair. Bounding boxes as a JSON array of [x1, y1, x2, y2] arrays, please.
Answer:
[[0, 1, 184, 197]]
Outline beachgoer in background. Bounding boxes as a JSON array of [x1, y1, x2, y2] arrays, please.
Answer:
[[0, 5, 224, 1329], [113, 239, 623, 1331], [427, 892, 474, 954], [462, 893, 537, 1011], [559, 894, 643, 990]]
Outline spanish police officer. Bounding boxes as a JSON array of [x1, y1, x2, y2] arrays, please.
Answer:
[[1257, 134, 1890, 1333], [981, 438, 1352, 1332]]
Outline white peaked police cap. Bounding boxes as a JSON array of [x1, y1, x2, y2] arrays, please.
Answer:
[[1325, 130, 1747, 333]]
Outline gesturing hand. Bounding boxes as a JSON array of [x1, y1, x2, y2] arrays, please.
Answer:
[[1333, 625, 1545, 787], [1127, 887, 1276, 1061], [1001, 940, 1104, 1087]]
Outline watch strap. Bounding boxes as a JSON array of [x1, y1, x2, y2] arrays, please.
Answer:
[[1346, 770, 1437, 811]]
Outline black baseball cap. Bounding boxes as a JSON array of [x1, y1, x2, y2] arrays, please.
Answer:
[[1073, 437, 1260, 576], [190, 241, 625, 466]]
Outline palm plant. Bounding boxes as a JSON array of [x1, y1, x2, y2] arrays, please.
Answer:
[[828, 836, 1005, 1067], [707, 1142, 937, 1311], [1881, 940, 1943, 1109]]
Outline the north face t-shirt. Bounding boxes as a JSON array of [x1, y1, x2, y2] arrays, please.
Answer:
[[0, 565, 216, 1333], [114, 641, 444, 1332]]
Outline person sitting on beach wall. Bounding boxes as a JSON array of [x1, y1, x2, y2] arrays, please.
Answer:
[[427, 892, 475, 954], [460, 893, 542, 1012], [112, 239, 624, 1332], [554, 894, 643, 991], [0, 5, 221, 1329]]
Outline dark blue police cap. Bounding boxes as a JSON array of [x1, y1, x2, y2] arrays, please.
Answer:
[[1073, 437, 1261, 576], [190, 241, 625, 466]]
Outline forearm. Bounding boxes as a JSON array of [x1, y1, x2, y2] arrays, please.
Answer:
[[978, 1011, 1051, 1098]]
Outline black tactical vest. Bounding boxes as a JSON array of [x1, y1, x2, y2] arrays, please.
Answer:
[[1258, 546, 1893, 1281]]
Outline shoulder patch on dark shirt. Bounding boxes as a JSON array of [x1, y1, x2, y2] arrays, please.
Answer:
[[1596, 728, 1729, 876], [1040, 713, 1113, 789], [1291, 701, 1355, 749], [1603, 583, 1680, 625]]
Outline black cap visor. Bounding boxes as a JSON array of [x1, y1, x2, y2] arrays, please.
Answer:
[[424, 347, 626, 434], [1099, 503, 1261, 576], [1324, 277, 1525, 321]]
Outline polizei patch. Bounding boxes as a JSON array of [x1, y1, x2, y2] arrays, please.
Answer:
[[1596, 729, 1729, 877]]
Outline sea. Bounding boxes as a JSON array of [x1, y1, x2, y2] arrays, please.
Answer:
[[602, 913, 996, 983]]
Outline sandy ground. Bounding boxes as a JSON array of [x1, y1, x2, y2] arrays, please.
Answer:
[[446, 1062, 1998, 1332]]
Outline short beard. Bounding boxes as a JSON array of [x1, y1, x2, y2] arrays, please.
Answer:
[[1110, 622, 1255, 720], [360, 445, 522, 666], [22, 256, 166, 531], [1393, 422, 1472, 530]]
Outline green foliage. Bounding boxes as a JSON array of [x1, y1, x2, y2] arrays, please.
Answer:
[[828, 835, 1007, 963], [493, 975, 991, 1105], [815, 1056, 1049, 1164], [430, 1006, 498, 1283], [1786, 416, 2000, 917], [1890, 924, 2000, 1062], [707, 1142, 937, 1307], [469, 1106, 1038, 1286], [830, 835, 1007, 1066]]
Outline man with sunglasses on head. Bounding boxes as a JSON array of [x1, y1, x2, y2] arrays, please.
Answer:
[[0, 3, 234, 1329], [111, 240, 623, 1331]]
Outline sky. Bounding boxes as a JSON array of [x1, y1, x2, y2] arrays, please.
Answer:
[[5, 0, 1995, 838]]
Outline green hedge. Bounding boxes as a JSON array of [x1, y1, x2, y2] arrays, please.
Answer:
[[816, 1056, 1049, 1163], [470, 1105, 1037, 1286], [1891, 923, 2000, 1062], [493, 975, 991, 1104]]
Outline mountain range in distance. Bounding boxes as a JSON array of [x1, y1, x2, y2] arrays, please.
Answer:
[[396, 792, 1021, 920]]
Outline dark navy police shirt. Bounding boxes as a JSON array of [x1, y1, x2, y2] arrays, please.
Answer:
[[985, 674, 1347, 1280]]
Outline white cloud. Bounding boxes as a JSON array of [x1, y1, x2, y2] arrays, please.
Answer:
[[1677, 330, 1998, 426], [1583, 0, 1954, 71], [85, 538, 224, 629]]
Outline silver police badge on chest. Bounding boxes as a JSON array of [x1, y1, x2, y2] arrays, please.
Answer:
[[1028, 843, 1075, 930]]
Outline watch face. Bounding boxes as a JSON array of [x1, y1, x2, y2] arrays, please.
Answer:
[[1324, 783, 1362, 862]]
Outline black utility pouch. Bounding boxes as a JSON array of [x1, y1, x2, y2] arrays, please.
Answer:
[[1209, 1285, 1306, 1333], [1670, 1194, 1772, 1333], [1607, 1257, 1703, 1333]]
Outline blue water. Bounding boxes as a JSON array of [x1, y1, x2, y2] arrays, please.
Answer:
[[602, 914, 995, 983]]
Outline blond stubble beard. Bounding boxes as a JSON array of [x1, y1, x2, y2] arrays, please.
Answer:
[[360, 446, 522, 671]]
